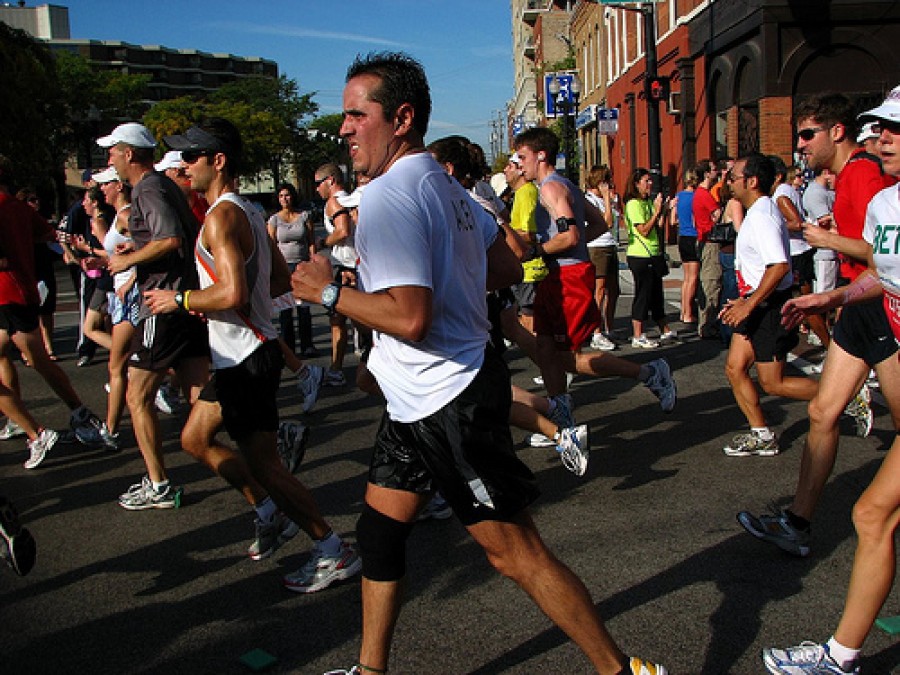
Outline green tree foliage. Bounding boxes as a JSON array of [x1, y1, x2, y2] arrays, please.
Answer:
[[143, 74, 323, 181], [0, 23, 64, 185]]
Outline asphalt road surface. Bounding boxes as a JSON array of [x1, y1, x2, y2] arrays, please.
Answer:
[[1, 262, 898, 674]]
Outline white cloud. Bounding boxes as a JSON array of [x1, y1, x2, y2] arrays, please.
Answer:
[[213, 22, 408, 48]]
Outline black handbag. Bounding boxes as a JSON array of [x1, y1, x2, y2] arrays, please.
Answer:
[[637, 236, 669, 277], [706, 209, 737, 245]]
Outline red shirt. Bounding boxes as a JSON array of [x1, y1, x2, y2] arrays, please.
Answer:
[[834, 149, 896, 281], [0, 193, 54, 306], [692, 186, 720, 242]]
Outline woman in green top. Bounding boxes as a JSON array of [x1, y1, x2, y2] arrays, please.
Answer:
[[624, 168, 674, 348]]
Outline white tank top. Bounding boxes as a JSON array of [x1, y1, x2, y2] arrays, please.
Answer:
[[103, 205, 133, 291], [325, 190, 358, 268], [196, 192, 277, 369]]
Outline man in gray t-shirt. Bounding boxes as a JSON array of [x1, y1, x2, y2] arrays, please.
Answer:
[[802, 168, 838, 293]]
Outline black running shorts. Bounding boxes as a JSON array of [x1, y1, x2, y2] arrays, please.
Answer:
[[130, 311, 210, 372], [833, 299, 899, 366], [369, 347, 540, 526]]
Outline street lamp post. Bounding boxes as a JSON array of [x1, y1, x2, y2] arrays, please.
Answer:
[[548, 73, 581, 182]]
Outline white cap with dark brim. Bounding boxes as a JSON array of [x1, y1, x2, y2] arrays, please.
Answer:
[[858, 85, 900, 124], [96, 122, 157, 148]]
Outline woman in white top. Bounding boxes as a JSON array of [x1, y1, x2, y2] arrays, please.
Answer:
[[267, 183, 315, 356], [584, 165, 620, 351]]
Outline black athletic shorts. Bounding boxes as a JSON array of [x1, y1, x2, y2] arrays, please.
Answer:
[[130, 310, 210, 372], [791, 249, 815, 287], [678, 236, 700, 263], [369, 346, 540, 526], [199, 339, 283, 441], [0, 303, 39, 335], [833, 299, 899, 366], [736, 289, 799, 362], [511, 281, 537, 314], [88, 286, 108, 313]]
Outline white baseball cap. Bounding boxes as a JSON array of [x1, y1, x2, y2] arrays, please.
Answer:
[[858, 85, 900, 125], [490, 172, 509, 196], [154, 150, 183, 172], [856, 121, 879, 143], [96, 122, 157, 149], [91, 167, 120, 184]]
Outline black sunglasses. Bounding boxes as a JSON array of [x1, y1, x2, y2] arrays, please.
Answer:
[[796, 126, 828, 141], [182, 149, 214, 164], [872, 120, 900, 135], [314, 176, 331, 187]]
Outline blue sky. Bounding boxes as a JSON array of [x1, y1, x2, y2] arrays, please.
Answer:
[[68, 1, 514, 160]]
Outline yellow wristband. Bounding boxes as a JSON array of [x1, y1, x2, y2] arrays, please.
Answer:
[[183, 290, 192, 312]]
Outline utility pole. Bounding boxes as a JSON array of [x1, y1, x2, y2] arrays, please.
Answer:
[[641, 2, 663, 197]]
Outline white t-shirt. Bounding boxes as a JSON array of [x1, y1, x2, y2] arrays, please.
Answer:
[[735, 196, 793, 296], [803, 180, 837, 261], [324, 189, 358, 268], [585, 191, 617, 247], [774, 183, 811, 256], [863, 184, 900, 338], [357, 152, 496, 423]]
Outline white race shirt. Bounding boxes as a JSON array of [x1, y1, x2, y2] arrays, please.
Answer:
[[863, 184, 900, 339], [735, 196, 793, 297], [774, 183, 811, 256], [356, 152, 497, 423]]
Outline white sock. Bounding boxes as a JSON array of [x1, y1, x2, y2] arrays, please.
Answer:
[[151, 479, 169, 493], [254, 496, 277, 524], [826, 637, 859, 671], [751, 426, 774, 441], [317, 531, 343, 557]]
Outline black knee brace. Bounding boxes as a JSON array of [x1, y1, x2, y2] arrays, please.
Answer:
[[356, 504, 414, 582]]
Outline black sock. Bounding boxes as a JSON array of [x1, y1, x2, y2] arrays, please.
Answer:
[[785, 509, 811, 532]]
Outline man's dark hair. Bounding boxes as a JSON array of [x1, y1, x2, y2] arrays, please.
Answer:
[[427, 136, 475, 185], [346, 52, 431, 137], [794, 92, 858, 139], [513, 126, 559, 161], [768, 154, 787, 183], [695, 159, 714, 178], [315, 162, 345, 186], [199, 116, 243, 178], [741, 153, 776, 195]]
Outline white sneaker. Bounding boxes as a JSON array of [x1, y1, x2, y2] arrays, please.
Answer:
[[659, 330, 677, 342], [283, 541, 362, 593], [24, 429, 59, 469], [526, 432, 556, 448], [556, 425, 589, 476], [532, 372, 575, 388], [0, 419, 25, 441], [631, 334, 659, 349], [590, 333, 616, 351], [154, 384, 180, 415], [297, 364, 324, 414]]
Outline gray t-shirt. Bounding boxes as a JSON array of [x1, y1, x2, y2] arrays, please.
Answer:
[[802, 180, 836, 261], [129, 171, 199, 319]]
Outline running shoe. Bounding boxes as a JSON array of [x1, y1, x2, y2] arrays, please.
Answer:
[[417, 493, 453, 521], [723, 432, 779, 457], [298, 364, 324, 414], [76, 355, 92, 368], [557, 424, 589, 476], [70, 405, 104, 447], [763, 642, 858, 674], [323, 369, 346, 387], [324, 667, 360, 675], [283, 541, 362, 594], [629, 657, 669, 675], [99, 423, 121, 453], [118, 476, 183, 510], [0, 495, 36, 576], [807, 332, 823, 346], [532, 372, 575, 388], [590, 332, 616, 351], [548, 393, 574, 429], [24, 429, 58, 470], [737, 509, 811, 557], [0, 418, 25, 440], [659, 330, 678, 342], [644, 358, 676, 413], [526, 432, 556, 448], [277, 420, 310, 473], [631, 334, 659, 349], [844, 384, 873, 438], [155, 383, 181, 415], [248, 512, 300, 561]]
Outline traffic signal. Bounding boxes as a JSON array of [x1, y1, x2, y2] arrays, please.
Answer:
[[647, 76, 670, 102]]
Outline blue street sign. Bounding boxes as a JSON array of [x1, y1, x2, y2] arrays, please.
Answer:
[[545, 73, 577, 118], [512, 115, 525, 137], [597, 107, 620, 135]]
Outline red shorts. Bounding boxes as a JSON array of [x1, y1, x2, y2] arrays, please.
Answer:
[[533, 261, 602, 351]]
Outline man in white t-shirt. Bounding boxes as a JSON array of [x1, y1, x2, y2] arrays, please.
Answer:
[[291, 52, 667, 675], [719, 154, 818, 457]]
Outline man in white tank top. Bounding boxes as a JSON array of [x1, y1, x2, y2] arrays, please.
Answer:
[[145, 119, 360, 592]]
